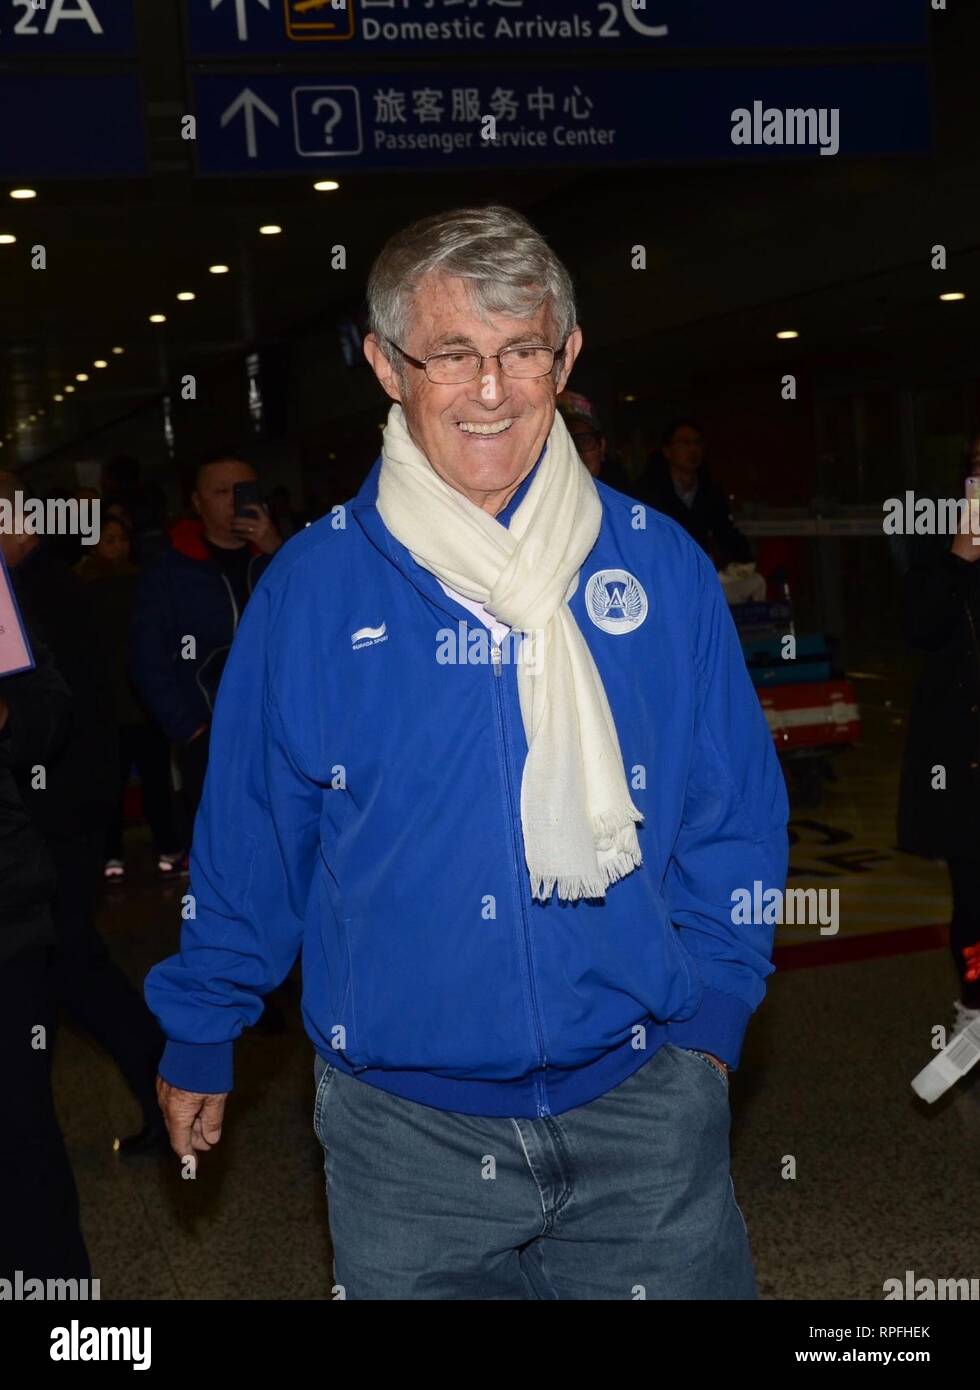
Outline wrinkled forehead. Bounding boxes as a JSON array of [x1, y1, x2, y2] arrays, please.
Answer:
[[405, 272, 556, 350]]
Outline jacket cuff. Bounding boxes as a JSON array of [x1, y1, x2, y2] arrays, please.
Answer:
[[666, 987, 753, 1070], [159, 1039, 233, 1094]]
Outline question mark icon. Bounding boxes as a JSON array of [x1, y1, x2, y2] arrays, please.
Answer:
[[311, 97, 343, 148]]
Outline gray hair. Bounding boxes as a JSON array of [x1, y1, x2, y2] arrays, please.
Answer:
[[367, 205, 577, 373]]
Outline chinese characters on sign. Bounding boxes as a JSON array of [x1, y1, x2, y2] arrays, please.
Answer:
[[193, 65, 931, 174]]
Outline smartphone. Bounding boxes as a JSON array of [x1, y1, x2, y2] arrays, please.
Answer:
[[233, 481, 262, 519]]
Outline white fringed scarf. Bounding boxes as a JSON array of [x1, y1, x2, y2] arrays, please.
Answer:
[[376, 403, 643, 901]]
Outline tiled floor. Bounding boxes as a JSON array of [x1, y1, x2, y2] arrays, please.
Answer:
[[54, 684, 980, 1299]]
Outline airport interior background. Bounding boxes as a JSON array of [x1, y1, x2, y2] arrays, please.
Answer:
[[4, 0, 980, 1302]]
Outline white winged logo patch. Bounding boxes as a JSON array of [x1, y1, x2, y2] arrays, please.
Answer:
[[584, 570, 648, 635]]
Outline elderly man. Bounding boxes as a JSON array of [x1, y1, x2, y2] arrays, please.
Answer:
[[147, 205, 788, 1301]]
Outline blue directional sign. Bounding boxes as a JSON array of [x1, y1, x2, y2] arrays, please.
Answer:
[[0, 0, 136, 54], [193, 64, 931, 175], [184, 0, 928, 58], [0, 75, 147, 177]]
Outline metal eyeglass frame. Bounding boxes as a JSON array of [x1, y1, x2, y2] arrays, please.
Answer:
[[386, 338, 567, 383]]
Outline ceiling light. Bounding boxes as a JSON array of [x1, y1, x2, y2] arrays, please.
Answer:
[[9, 188, 36, 200], [75, 373, 89, 382], [209, 264, 230, 274], [93, 359, 108, 368], [314, 180, 340, 192], [149, 314, 166, 323], [53, 394, 64, 402], [259, 224, 282, 236], [940, 291, 966, 302], [111, 346, 125, 354], [776, 330, 800, 340], [0, 234, 15, 245], [65, 385, 76, 393], [177, 291, 196, 301]]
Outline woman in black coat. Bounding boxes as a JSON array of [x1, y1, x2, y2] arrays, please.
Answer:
[[897, 447, 980, 1033]]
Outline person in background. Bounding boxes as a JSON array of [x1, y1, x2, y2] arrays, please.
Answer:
[[76, 516, 182, 881], [102, 455, 170, 568], [898, 436, 980, 1041], [0, 471, 166, 1156], [635, 418, 751, 568], [0, 632, 90, 1281], [556, 391, 631, 493], [130, 455, 281, 851]]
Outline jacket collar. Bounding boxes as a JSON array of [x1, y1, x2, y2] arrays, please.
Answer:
[[169, 517, 262, 563]]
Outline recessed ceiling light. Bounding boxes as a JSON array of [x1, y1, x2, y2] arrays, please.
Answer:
[[111, 346, 125, 354], [621, 394, 637, 403], [75, 373, 89, 382], [9, 188, 36, 200], [29, 414, 36, 422], [259, 224, 282, 236], [65, 385, 76, 393], [177, 291, 196, 302], [38, 409, 45, 417], [940, 291, 966, 302], [53, 394, 63, 402], [776, 330, 800, 340], [209, 264, 230, 275], [149, 314, 167, 323], [313, 180, 340, 192], [93, 359, 108, 368], [0, 234, 15, 245]]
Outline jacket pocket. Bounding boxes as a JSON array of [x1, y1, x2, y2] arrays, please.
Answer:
[[341, 911, 535, 1077]]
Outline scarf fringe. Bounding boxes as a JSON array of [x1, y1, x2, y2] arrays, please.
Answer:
[[530, 847, 643, 903]]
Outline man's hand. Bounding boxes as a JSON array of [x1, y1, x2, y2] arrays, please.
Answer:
[[230, 502, 281, 555], [156, 1076, 228, 1161]]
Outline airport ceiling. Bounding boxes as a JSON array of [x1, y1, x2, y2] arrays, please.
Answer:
[[2, 2, 980, 468]]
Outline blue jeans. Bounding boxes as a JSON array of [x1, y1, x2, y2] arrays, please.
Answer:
[[312, 1041, 756, 1300]]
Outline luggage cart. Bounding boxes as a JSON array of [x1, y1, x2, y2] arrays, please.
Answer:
[[728, 592, 861, 807]]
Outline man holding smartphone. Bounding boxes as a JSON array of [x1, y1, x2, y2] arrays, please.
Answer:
[[131, 456, 281, 851]]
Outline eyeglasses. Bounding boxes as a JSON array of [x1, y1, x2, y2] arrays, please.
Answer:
[[388, 339, 566, 385]]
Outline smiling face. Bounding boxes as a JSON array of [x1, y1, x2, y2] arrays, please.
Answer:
[[365, 273, 582, 515]]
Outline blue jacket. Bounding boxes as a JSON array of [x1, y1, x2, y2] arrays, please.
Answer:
[[145, 458, 789, 1119], [130, 520, 271, 743]]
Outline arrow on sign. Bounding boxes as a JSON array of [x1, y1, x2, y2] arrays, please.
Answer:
[[210, 0, 271, 44], [220, 88, 280, 158]]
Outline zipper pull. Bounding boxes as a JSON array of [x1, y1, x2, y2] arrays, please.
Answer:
[[491, 640, 503, 676]]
